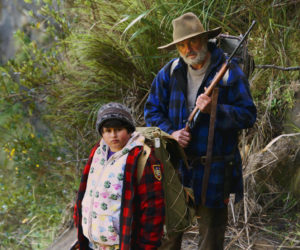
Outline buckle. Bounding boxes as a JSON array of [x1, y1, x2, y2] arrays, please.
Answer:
[[200, 156, 206, 165]]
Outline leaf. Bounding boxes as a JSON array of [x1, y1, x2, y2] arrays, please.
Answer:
[[123, 11, 149, 35], [28, 10, 34, 17], [128, 26, 150, 43], [155, 0, 168, 16], [114, 15, 130, 27], [22, 218, 29, 224]]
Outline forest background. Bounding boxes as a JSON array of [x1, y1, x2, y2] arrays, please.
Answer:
[[0, 0, 299, 249]]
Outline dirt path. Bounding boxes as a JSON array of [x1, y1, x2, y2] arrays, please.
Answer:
[[47, 227, 199, 250]]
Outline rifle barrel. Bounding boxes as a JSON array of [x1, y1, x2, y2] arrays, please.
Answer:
[[227, 20, 256, 63]]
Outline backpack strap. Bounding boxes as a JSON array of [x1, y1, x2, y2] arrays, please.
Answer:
[[137, 144, 151, 183], [170, 58, 179, 77]]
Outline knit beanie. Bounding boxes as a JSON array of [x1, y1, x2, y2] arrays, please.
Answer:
[[96, 102, 135, 135]]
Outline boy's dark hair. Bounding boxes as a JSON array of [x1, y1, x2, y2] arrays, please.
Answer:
[[99, 118, 135, 135]]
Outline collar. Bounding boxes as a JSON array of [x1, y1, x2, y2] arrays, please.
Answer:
[[99, 131, 145, 160]]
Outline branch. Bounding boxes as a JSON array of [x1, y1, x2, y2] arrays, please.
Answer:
[[3, 93, 24, 99], [255, 65, 300, 71], [273, 0, 300, 8], [262, 132, 300, 152]]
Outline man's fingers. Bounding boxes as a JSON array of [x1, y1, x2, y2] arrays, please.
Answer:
[[179, 141, 188, 148], [178, 129, 191, 148], [196, 94, 212, 114], [171, 129, 191, 148], [179, 130, 191, 140], [180, 130, 191, 139], [197, 94, 211, 102], [178, 137, 189, 148]]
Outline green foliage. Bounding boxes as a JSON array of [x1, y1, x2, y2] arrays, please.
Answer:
[[53, 0, 300, 143], [249, 4, 299, 107], [0, 0, 77, 248], [0, 98, 76, 248], [49, 0, 260, 144], [0, 0, 299, 248], [0, 138, 75, 249]]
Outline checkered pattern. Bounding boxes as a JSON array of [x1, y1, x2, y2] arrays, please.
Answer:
[[144, 42, 257, 208], [74, 144, 164, 249], [120, 147, 164, 249]]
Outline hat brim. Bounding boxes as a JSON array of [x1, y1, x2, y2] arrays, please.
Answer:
[[158, 27, 222, 50]]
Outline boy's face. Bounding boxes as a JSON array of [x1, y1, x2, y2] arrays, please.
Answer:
[[102, 127, 131, 152]]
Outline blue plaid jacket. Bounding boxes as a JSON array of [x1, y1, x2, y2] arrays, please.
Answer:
[[144, 42, 256, 208]]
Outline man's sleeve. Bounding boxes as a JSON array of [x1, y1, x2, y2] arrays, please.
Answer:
[[144, 66, 175, 135], [136, 150, 165, 249], [215, 63, 257, 130]]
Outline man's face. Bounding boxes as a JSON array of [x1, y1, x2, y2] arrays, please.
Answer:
[[176, 36, 208, 66], [102, 127, 131, 152]]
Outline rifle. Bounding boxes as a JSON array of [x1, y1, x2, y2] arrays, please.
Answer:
[[185, 21, 256, 206], [185, 20, 256, 131]]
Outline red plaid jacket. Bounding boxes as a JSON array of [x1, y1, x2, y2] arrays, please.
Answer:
[[73, 142, 165, 250]]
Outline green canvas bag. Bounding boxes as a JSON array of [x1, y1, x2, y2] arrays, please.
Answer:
[[136, 127, 195, 237]]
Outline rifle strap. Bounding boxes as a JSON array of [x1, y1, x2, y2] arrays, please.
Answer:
[[201, 87, 219, 206]]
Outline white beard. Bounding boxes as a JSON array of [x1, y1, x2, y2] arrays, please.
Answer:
[[180, 44, 208, 66]]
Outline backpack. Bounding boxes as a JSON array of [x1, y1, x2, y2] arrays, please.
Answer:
[[170, 34, 254, 79], [136, 127, 195, 238], [214, 34, 254, 78]]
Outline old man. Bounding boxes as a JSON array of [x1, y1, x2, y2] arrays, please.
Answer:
[[145, 12, 256, 249]]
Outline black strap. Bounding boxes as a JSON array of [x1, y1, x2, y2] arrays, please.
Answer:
[[189, 154, 234, 167]]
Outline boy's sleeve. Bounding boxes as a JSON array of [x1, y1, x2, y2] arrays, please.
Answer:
[[136, 149, 165, 249], [73, 203, 78, 228]]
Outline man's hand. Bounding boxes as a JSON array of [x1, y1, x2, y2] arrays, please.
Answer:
[[171, 129, 191, 148], [195, 93, 212, 114]]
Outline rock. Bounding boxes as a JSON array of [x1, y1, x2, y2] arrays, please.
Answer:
[[0, 0, 37, 64], [245, 133, 300, 196], [47, 226, 77, 250]]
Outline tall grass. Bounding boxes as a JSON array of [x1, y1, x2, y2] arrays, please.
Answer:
[[0, 0, 299, 248], [52, 0, 259, 146], [49, 0, 299, 150]]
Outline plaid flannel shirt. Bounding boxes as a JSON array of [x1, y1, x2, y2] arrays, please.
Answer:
[[74, 143, 164, 250], [144, 42, 257, 208]]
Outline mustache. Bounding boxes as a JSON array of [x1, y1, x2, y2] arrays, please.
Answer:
[[186, 51, 197, 57]]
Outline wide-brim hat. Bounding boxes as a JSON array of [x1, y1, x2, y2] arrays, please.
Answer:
[[158, 12, 222, 50]]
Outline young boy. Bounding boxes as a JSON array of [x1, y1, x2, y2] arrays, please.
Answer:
[[73, 102, 165, 250]]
